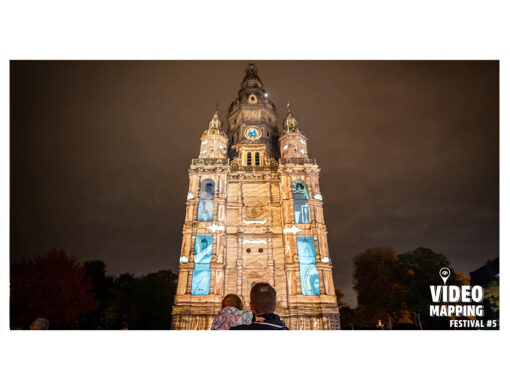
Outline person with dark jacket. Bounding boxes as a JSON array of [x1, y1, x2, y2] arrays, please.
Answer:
[[230, 282, 289, 330]]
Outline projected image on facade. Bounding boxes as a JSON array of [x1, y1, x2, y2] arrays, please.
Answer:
[[300, 264, 320, 295], [191, 234, 213, 295], [194, 235, 212, 264], [297, 236, 320, 295], [297, 236, 316, 264], [191, 263, 211, 295], [197, 179, 215, 221], [292, 180, 311, 224]]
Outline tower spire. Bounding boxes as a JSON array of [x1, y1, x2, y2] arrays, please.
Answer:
[[240, 62, 263, 91], [283, 102, 299, 133], [207, 108, 223, 135]]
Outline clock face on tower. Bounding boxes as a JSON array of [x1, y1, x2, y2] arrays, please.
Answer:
[[245, 126, 262, 140]]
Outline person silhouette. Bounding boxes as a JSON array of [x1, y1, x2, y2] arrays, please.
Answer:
[[230, 283, 289, 330]]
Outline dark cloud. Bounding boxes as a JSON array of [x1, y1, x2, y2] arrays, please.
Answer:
[[11, 61, 498, 305]]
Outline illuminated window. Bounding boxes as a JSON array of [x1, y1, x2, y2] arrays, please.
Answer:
[[191, 235, 213, 295], [255, 152, 260, 166], [292, 180, 311, 224], [197, 179, 214, 221], [301, 205, 310, 222], [297, 236, 320, 296], [247, 152, 252, 165]]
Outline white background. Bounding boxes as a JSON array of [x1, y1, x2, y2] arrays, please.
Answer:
[[0, 1, 508, 381]]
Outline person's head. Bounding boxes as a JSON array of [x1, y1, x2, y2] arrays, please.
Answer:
[[249, 282, 277, 315], [222, 294, 243, 310], [29, 317, 49, 330]]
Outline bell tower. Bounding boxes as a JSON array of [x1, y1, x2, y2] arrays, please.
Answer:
[[227, 63, 280, 165], [278, 106, 339, 328], [172, 63, 340, 330]]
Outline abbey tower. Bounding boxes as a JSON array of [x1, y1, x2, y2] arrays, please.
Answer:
[[171, 63, 340, 330]]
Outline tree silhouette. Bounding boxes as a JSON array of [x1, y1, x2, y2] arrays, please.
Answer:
[[10, 249, 98, 329], [395, 247, 458, 328], [88, 270, 178, 329], [79, 260, 114, 329], [353, 247, 403, 326], [133, 270, 178, 329], [352, 246, 464, 329]]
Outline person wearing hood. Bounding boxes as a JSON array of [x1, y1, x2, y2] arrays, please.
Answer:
[[230, 282, 289, 330], [211, 294, 253, 330]]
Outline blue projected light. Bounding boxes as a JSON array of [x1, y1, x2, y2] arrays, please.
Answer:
[[297, 237, 316, 264], [197, 199, 214, 221], [292, 180, 311, 224], [299, 264, 320, 296], [245, 127, 261, 140], [191, 264, 211, 295], [197, 179, 214, 221], [191, 235, 213, 295], [297, 236, 320, 295], [294, 204, 311, 224], [194, 235, 212, 264]]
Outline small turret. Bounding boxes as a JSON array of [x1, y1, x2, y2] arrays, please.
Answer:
[[199, 110, 228, 159], [279, 104, 309, 160], [283, 106, 300, 133]]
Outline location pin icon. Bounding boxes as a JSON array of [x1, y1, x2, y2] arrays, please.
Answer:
[[439, 267, 451, 284]]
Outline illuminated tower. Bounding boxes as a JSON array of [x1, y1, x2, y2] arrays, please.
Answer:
[[171, 63, 340, 330]]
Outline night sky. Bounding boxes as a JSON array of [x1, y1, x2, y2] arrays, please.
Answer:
[[11, 61, 499, 305]]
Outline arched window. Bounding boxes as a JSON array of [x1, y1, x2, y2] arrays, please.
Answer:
[[255, 152, 260, 166], [292, 180, 311, 224], [197, 179, 215, 221], [247, 152, 252, 166]]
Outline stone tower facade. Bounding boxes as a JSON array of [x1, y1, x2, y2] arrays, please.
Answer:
[[171, 63, 340, 330]]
